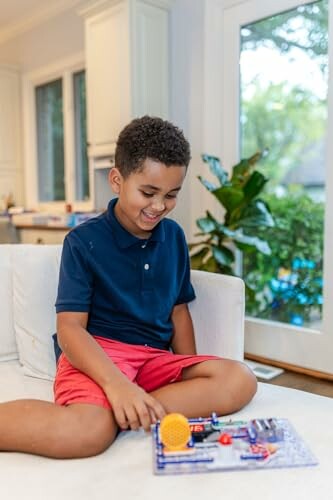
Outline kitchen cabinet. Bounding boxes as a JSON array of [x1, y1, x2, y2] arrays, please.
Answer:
[[0, 66, 24, 208], [17, 226, 69, 244], [80, 0, 171, 158]]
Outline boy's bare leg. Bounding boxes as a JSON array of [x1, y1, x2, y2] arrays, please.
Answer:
[[150, 359, 257, 417], [0, 400, 117, 459], [0, 359, 255, 458]]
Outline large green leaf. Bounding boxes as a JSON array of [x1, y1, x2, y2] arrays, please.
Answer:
[[233, 232, 271, 255], [245, 283, 257, 304], [212, 245, 235, 266], [191, 148, 273, 278], [230, 152, 262, 186], [243, 171, 268, 201], [196, 210, 221, 234], [215, 223, 236, 238], [197, 176, 218, 192], [235, 200, 275, 229], [212, 224, 270, 254], [200, 256, 221, 273], [212, 186, 244, 212], [196, 216, 216, 233], [190, 247, 210, 269], [205, 210, 220, 224], [202, 154, 229, 185]]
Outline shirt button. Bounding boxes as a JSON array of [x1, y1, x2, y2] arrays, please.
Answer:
[[141, 244, 146, 248], [144, 263, 150, 270]]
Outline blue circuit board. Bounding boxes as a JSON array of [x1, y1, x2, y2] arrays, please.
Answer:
[[152, 416, 318, 475]]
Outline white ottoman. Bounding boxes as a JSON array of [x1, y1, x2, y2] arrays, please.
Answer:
[[0, 368, 332, 500]]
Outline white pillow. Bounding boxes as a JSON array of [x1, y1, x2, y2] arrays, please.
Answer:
[[12, 245, 62, 380], [189, 270, 244, 361], [0, 245, 18, 361]]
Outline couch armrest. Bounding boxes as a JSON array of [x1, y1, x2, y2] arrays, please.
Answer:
[[189, 270, 245, 361]]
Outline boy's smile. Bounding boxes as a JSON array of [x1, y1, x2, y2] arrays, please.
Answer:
[[109, 159, 187, 238]]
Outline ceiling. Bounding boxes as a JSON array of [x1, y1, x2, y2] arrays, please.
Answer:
[[0, 0, 48, 27], [0, 0, 84, 43]]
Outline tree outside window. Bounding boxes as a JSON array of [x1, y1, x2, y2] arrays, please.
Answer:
[[240, 0, 327, 327]]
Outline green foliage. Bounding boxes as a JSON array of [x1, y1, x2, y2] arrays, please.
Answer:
[[241, 82, 327, 187], [231, 0, 327, 325], [242, 0, 328, 72], [191, 154, 324, 327], [240, 0, 328, 195], [244, 188, 324, 325], [190, 153, 274, 276]]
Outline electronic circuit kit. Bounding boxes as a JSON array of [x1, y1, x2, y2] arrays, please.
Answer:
[[152, 413, 318, 475]]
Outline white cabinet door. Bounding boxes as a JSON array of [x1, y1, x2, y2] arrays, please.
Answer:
[[132, 0, 169, 119], [85, 2, 132, 156], [0, 67, 23, 207], [82, 0, 171, 158], [18, 228, 68, 245]]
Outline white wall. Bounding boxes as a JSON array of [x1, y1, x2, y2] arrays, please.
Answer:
[[169, 0, 249, 242], [169, 0, 204, 240], [170, 0, 228, 241], [169, 0, 223, 243]]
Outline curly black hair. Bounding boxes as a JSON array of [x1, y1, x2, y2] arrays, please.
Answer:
[[115, 116, 191, 178]]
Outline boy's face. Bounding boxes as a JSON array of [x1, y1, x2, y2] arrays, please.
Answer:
[[109, 158, 187, 238]]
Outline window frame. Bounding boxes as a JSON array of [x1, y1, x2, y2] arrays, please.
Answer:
[[23, 53, 92, 212], [203, 0, 333, 374]]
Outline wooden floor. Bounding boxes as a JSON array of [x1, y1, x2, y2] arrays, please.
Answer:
[[259, 370, 333, 398]]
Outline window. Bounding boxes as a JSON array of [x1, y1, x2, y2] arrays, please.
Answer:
[[240, 0, 327, 329], [73, 70, 89, 201], [217, 0, 333, 373], [26, 59, 89, 209], [36, 79, 65, 202]]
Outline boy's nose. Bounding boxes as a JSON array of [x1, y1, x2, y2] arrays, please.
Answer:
[[151, 199, 165, 212]]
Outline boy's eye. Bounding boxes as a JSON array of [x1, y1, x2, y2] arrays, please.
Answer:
[[140, 191, 178, 199]]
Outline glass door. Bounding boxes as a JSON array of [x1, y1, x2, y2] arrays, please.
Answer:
[[221, 0, 333, 374]]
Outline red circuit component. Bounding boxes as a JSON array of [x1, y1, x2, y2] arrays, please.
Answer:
[[218, 433, 233, 445], [250, 444, 270, 458], [189, 424, 205, 433]]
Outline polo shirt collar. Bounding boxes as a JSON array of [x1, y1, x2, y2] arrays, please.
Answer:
[[106, 198, 165, 248]]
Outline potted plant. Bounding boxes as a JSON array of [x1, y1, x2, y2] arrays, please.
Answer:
[[189, 152, 274, 287]]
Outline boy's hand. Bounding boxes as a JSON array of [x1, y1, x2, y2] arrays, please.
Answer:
[[104, 378, 166, 432]]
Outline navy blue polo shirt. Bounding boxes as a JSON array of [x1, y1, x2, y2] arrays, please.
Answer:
[[54, 198, 195, 353]]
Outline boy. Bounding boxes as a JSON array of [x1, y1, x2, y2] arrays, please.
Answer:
[[0, 116, 256, 459]]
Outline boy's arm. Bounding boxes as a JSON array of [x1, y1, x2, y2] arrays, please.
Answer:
[[57, 312, 129, 390], [57, 312, 165, 430], [170, 303, 197, 355]]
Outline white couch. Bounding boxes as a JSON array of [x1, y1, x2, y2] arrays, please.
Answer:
[[0, 244, 332, 500]]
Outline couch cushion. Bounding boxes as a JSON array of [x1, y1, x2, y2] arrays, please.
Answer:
[[0, 360, 53, 402], [11, 246, 245, 381], [190, 270, 244, 360], [0, 381, 332, 500], [0, 245, 18, 361], [12, 245, 62, 380]]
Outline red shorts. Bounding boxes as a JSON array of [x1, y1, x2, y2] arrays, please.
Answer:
[[54, 336, 220, 409]]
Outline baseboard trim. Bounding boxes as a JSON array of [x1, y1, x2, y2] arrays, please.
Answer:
[[244, 353, 333, 382]]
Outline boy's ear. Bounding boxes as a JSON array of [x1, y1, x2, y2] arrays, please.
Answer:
[[108, 167, 122, 193]]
